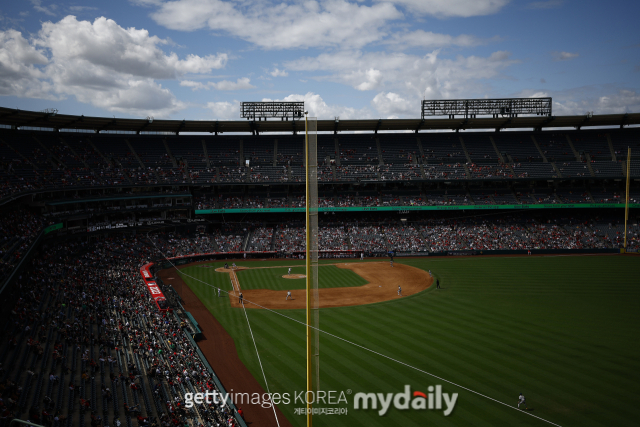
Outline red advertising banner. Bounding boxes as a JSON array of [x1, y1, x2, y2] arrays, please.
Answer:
[[140, 263, 171, 312]]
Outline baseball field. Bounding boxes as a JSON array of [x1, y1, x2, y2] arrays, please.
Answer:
[[161, 255, 640, 427]]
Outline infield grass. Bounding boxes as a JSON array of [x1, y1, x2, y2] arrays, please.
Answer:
[[179, 255, 640, 427]]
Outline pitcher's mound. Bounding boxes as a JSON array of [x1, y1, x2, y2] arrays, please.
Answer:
[[283, 274, 306, 279]]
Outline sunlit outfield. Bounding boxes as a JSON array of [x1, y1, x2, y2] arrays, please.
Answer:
[[178, 256, 640, 427]]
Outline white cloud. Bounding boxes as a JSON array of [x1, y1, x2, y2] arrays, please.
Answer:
[[517, 87, 640, 116], [384, 30, 493, 50], [270, 68, 288, 77], [206, 100, 239, 120], [150, 0, 403, 49], [38, 16, 227, 79], [527, 0, 564, 9], [262, 93, 372, 120], [355, 68, 382, 91], [30, 0, 57, 16], [68, 6, 99, 12], [594, 90, 640, 114], [552, 51, 579, 61], [376, 0, 510, 18], [562, 90, 640, 117], [372, 92, 414, 118], [0, 16, 229, 117], [0, 29, 51, 98], [77, 79, 186, 117], [130, 0, 165, 6], [285, 49, 518, 101], [180, 77, 255, 91]]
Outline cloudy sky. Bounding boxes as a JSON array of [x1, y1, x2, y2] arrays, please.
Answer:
[[0, 0, 638, 120]]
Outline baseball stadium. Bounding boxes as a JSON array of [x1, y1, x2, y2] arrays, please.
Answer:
[[0, 100, 638, 427]]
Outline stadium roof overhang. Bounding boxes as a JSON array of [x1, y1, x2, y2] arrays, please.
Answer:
[[0, 106, 638, 134]]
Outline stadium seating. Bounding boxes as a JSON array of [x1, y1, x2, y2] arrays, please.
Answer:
[[0, 128, 639, 202], [0, 234, 241, 427]]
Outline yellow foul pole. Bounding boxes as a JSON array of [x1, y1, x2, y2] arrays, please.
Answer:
[[624, 147, 631, 251], [305, 114, 313, 427]]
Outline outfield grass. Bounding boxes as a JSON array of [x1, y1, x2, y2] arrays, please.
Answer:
[[179, 256, 640, 426]]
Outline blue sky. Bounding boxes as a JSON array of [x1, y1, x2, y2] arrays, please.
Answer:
[[0, 0, 638, 120]]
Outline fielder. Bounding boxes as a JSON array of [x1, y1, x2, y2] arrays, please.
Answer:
[[286, 291, 292, 300], [217, 288, 221, 297], [232, 262, 236, 269], [397, 286, 402, 296], [239, 292, 243, 304], [361, 252, 364, 261], [517, 393, 528, 410], [288, 268, 292, 275]]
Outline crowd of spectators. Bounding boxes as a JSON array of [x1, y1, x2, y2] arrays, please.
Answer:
[[318, 225, 349, 251], [0, 209, 48, 283], [0, 235, 243, 427], [2, 129, 640, 203], [273, 225, 306, 252], [247, 228, 273, 252]]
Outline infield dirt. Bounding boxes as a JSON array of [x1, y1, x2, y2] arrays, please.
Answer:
[[221, 262, 433, 309]]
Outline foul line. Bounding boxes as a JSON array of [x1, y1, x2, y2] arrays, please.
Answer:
[[240, 298, 281, 427], [147, 234, 562, 427]]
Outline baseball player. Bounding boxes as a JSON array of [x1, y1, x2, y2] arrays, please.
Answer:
[[397, 286, 402, 296], [390, 259, 393, 267], [239, 292, 243, 305], [517, 393, 528, 410], [436, 279, 441, 289], [286, 291, 292, 300], [232, 262, 236, 269], [288, 268, 292, 275], [361, 252, 364, 261], [217, 288, 221, 297]]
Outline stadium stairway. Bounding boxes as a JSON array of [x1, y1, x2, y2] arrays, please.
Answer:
[[123, 140, 147, 170], [459, 136, 473, 164], [242, 231, 252, 252], [489, 136, 504, 162], [531, 136, 550, 162], [606, 134, 617, 161], [463, 163, 471, 178], [87, 139, 119, 171], [584, 154, 596, 177], [200, 140, 211, 168], [565, 135, 581, 161], [375, 138, 384, 166], [162, 140, 178, 168]]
